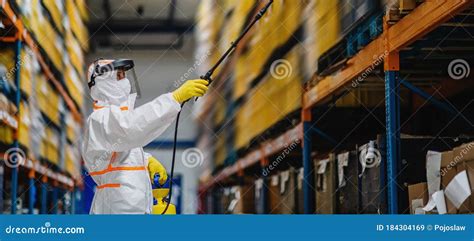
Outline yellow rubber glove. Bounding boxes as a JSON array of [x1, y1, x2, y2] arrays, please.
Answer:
[[172, 79, 209, 103], [148, 156, 168, 185]]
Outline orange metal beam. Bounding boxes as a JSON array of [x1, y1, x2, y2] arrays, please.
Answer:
[[304, 0, 472, 110], [1, 1, 82, 121]]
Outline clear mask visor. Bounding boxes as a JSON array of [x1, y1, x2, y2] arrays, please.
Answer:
[[94, 59, 141, 98]]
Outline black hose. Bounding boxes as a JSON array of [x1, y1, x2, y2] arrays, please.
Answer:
[[161, 102, 184, 215]]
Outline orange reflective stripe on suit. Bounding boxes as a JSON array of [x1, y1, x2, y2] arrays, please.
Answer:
[[90, 152, 146, 189]]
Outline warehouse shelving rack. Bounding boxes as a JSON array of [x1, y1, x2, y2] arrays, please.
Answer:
[[199, 0, 473, 214], [0, 1, 81, 214]]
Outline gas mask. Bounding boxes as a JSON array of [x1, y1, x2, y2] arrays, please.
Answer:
[[87, 59, 141, 104]]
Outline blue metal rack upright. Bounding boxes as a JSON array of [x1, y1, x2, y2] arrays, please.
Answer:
[[41, 178, 48, 214], [384, 51, 401, 214], [302, 109, 314, 214]]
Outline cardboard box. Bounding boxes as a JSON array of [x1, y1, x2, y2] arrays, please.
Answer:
[[453, 142, 474, 163], [439, 150, 458, 214], [337, 151, 359, 214], [228, 185, 255, 214], [279, 168, 297, 214], [452, 142, 474, 213], [221, 188, 231, 214], [456, 160, 474, 213], [268, 174, 281, 214], [297, 168, 304, 214], [254, 179, 265, 214], [314, 154, 336, 214], [408, 183, 429, 214]]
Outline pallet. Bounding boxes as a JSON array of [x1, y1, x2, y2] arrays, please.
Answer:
[[317, 13, 384, 77]]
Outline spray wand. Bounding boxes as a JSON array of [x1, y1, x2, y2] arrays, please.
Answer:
[[161, 0, 274, 215]]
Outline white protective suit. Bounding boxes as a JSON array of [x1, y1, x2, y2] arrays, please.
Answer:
[[81, 64, 181, 214]]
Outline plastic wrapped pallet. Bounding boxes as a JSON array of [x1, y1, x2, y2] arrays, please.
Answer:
[[19, 48, 38, 97], [65, 111, 81, 143], [195, 0, 225, 75], [303, 0, 341, 79], [18, 102, 31, 149], [214, 132, 227, 167], [214, 95, 226, 126], [74, 0, 90, 21], [339, 0, 380, 35], [247, 0, 303, 82], [25, 0, 65, 72], [42, 0, 65, 33], [233, 52, 253, 100], [64, 58, 84, 108], [66, 0, 89, 51], [314, 154, 337, 214], [220, 0, 256, 55], [234, 46, 302, 150], [65, 143, 81, 178], [0, 48, 16, 87], [36, 77, 61, 126], [65, 32, 85, 79], [43, 126, 60, 165]]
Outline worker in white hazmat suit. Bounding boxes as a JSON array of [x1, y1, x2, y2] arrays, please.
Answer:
[[81, 59, 208, 214]]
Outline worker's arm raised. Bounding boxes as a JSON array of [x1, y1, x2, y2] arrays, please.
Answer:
[[88, 93, 180, 152]]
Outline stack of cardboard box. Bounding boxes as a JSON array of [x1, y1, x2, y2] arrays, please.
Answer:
[[279, 168, 298, 214], [314, 154, 337, 214], [452, 142, 474, 213], [408, 141, 474, 214]]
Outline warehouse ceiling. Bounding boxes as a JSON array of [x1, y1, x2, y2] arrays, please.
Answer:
[[86, 0, 198, 51]]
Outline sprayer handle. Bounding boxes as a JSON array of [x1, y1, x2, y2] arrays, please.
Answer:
[[194, 75, 212, 101]]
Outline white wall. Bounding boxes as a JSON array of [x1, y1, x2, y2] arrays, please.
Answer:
[[86, 36, 202, 214]]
